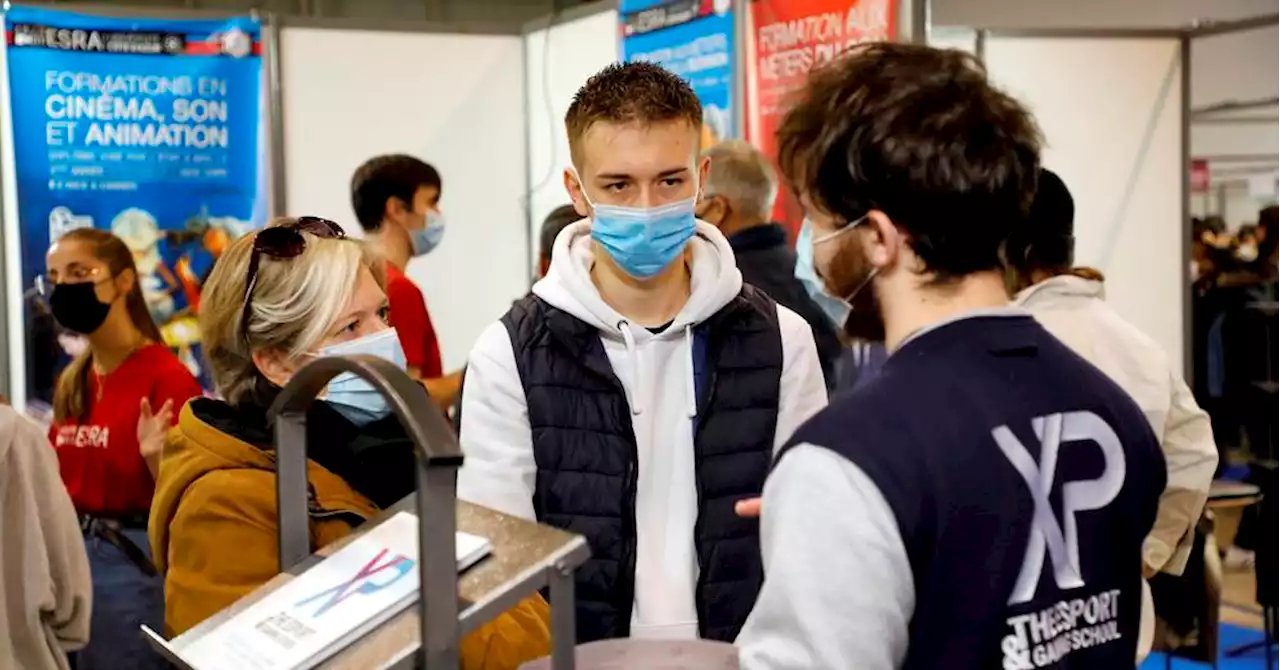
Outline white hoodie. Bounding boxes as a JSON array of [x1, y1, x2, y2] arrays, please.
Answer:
[[1015, 275, 1217, 576], [458, 220, 828, 640]]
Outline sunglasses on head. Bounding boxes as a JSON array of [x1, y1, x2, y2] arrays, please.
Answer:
[[240, 216, 345, 343]]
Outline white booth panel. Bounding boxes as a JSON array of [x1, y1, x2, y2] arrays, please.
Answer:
[[928, 26, 978, 55], [524, 9, 619, 274], [280, 27, 527, 372], [1192, 123, 1279, 158], [984, 37, 1185, 367]]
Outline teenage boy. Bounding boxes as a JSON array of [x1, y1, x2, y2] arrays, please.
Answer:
[[350, 154, 461, 404], [457, 62, 827, 643], [736, 44, 1166, 669]]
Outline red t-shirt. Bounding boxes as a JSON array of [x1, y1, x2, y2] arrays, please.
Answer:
[[49, 343, 202, 516], [385, 263, 443, 379]]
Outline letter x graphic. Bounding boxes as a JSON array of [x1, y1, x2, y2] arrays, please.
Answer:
[[295, 549, 414, 617], [993, 411, 1126, 605]]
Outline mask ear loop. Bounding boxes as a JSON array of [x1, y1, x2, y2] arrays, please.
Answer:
[[813, 214, 869, 245], [569, 168, 597, 210], [842, 266, 880, 303]]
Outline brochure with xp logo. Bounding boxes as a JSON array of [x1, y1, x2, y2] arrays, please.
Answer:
[[169, 512, 491, 669]]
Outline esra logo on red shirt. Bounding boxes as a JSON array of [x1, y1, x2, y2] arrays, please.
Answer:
[[994, 411, 1127, 669], [55, 424, 111, 449]]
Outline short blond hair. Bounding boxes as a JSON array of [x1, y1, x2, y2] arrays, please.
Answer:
[[701, 139, 778, 220], [199, 217, 385, 406]]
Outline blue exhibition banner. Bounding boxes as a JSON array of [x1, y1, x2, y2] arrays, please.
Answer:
[[620, 0, 735, 146], [4, 5, 266, 401]]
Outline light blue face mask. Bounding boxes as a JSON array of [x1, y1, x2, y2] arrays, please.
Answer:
[[409, 210, 446, 257], [575, 170, 699, 279], [795, 218, 853, 328], [316, 327, 408, 426]]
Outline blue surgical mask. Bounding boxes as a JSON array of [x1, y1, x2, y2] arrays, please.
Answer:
[[795, 219, 852, 328], [575, 170, 699, 279], [796, 216, 876, 327], [317, 328, 408, 425], [409, 210, 446, 257]]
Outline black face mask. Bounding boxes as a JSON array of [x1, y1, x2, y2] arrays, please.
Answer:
[[49, 281, 112, 335]]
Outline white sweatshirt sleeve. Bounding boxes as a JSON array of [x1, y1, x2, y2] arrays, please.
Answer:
[[773, 305, 830, 451], [456, 321, 537, 521], [0, 408, 91, 670], [1144, 369, 1218, 575], [738, 443, 914, 670]]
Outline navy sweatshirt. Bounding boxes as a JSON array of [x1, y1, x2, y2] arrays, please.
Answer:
[[739, 309, 1166, 669]]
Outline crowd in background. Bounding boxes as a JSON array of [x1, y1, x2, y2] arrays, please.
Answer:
[[1190, 206, 1278, 463]]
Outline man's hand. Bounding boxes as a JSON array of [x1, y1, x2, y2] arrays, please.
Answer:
[[735, 497, 762, 518], [137, 397, 174, 464]]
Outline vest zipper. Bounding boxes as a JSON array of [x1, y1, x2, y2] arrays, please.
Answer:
[[692, 362, 718, 639], [620, 457, 639, 636]]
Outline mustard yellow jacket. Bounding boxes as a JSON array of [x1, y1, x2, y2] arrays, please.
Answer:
[[148, 402, 551, 668]]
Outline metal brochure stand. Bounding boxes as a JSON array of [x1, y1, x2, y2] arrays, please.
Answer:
[[141, 354, 590, 669]]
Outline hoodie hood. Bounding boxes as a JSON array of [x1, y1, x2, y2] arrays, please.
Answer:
[[531, 220, 743, 417], [1014, 273, 1105, 308], [534, 219, 744, 333]]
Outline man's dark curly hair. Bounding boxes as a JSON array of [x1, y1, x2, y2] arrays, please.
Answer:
[[778, 42, 1043, 280], [565, 61, 702, 165]]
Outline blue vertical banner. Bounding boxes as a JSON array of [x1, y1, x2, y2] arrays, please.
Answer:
[[3, 6, 265, 402], [620, 0, 736, 146]]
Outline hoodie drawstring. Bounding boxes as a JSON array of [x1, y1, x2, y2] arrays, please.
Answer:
[[618, 321, 642, 415], [616, 321, 697, 419], [683, 325, 698, 419]]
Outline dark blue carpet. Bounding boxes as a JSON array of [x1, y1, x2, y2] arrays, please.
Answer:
[[1142, 624, 1277, 668]]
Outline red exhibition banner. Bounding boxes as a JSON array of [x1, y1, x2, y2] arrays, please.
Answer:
[[745, 0, 896, 239], [1189, 159, 1210, 192]]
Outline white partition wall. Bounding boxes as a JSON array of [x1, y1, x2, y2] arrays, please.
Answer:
[[983, 36, 1186, 365], [523, 8, 619, 273], [927, 27, 978, 54], [280, 26, 526, 371]]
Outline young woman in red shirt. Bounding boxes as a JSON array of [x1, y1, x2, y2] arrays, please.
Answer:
[[42, 227, 202, 670]]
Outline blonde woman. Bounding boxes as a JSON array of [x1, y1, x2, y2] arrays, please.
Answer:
[[147, 217, 551, 667]]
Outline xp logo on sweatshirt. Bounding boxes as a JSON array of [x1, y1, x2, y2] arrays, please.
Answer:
[[993, 411, 1128, 669], [993, 410, 1125, 604]]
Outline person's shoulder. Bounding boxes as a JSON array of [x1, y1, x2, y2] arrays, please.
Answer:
[[1089, 301, 1169, 363], [469, 319, 518, 366], [499, 293, 551, 335], [774, 302, 813, 338], [138, 343, 196, 375], [0, 405, 44, 463], [139, 344, 203, 389], [385, 266, 425, 301], [174, 464, 278, 527]]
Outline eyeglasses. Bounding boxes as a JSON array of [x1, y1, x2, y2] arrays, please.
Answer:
[[240, 216, 345, 343], [34, 266, 108, 298]]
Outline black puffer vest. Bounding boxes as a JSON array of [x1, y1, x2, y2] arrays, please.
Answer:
[[501, 285, 782, 642]]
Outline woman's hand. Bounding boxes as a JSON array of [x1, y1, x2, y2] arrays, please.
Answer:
[[735, 497, 762, 518], [138, 397, 174, 477]]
